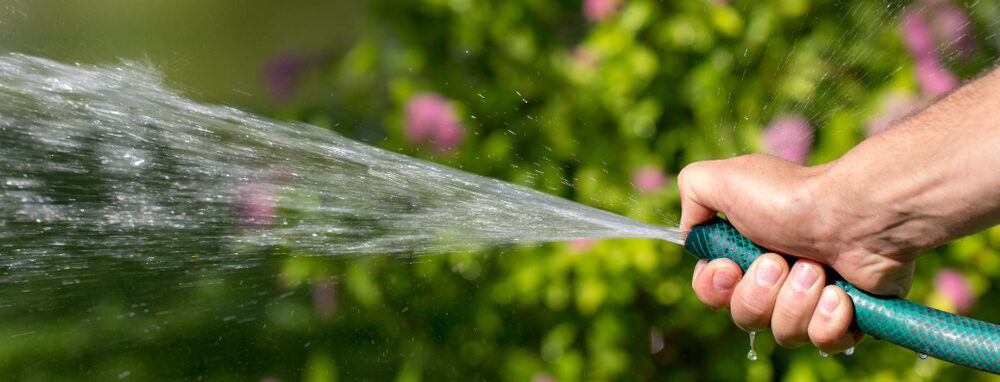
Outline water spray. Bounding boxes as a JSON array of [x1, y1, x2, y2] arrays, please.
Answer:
[[1, 53, 997, 373]]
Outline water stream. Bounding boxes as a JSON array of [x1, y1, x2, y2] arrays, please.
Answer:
[[0, 53, 683, 288]]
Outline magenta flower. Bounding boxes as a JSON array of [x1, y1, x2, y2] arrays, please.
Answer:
[[583, 0, 619, 22], [915, 56, 958, 97], [929, 1, 974, 57], [933, 268, 976, 314], [901, 2, 972, 97], [763, 115, 813, 164], [866, 93, 922, 136], [233, 178, 277, 228], [902, 2, 975, 59], [901, 9, 936, 60], [530, 373, 559, 382], [313, 280, 338, 320], [632, 165, 666, 193], [264, 54, 307, 102], [569, 238, 595, 252], [571, 46, 599, 68], [404, 93, 464, 152]]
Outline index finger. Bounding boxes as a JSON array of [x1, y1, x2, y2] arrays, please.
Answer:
[[678, 160, 730, 232]]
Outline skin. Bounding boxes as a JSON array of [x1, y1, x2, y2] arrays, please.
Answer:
[[678, 67, 1000, 353]]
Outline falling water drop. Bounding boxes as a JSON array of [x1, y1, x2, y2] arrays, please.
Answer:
[[918, 353, 928, 360], [844, 347, 855, 356], [746, 331, 758, 361]]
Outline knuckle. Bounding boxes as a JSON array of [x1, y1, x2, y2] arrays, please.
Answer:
[[772, 300, 805, 327], [808, 324, 843, 345], [732, 286, 772, 321], [677, 162, 706, 189], [734, 153, 778, 169], [741, 153, 771, 162], [770, 302, 809, 347], [811, 334, 838, 347], [773, 333, 807, 348]]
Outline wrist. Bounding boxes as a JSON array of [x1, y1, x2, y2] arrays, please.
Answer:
[[796, 161, 847, 258], [811, 145, 937, 262]]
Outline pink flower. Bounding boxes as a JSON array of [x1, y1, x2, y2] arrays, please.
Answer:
[[632, 166, 666, 193], [902, 2, 975, 59], [929, 1, 974, 57], [915, 57, 958, 97], [901, 2, 972, 98], [404, 93, 464, 152], [569, 238, 595, 252], [583, 0, 619, 22], [866, 93, 922, 136], [933, 268, 976, 314], [901, 9, 936, 60], [762, 115, 813, 164], [264, 54, 308, 102], [571, 46, 599, 68], [313, 280, 338, 320], [530, 373, 559, 382], [233, 178, 277, 228]]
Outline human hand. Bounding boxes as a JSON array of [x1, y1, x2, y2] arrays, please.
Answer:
[[677, 154, 917, 352]]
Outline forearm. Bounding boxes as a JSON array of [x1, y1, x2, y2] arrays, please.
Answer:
[[817, 68, 1000, 254]]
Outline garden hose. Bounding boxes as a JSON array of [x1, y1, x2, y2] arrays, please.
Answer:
[[685, 217, 1000, 374]]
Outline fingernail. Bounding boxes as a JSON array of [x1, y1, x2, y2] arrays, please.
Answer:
[[712, 269, 738, 291], [819, 288, 839, 315], [791, 263, 819, 292], [754, 258, 781, 288]]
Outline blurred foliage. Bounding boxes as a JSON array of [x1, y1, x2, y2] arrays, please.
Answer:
[[263, 0, 1000, 380], [0, 0, 362, 108], [5, 0, 1000, 381]]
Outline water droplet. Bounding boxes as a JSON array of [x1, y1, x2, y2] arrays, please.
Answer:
[[918, 352, 928, 360], [649, 327, 665, 354], [819, 350, 829, 358], [746, 331, 758, 361], [844, 346, 854, 356]]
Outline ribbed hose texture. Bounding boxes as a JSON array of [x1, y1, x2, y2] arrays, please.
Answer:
[[685, 217, 1000, 374]]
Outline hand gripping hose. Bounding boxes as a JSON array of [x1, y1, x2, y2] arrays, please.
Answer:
[[685, 217, 1000, 373]]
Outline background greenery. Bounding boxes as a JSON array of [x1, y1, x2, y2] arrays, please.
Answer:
[[3, 0, 1000, 381]]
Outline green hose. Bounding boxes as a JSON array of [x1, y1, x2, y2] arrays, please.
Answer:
[[685, 217, 1000, 374]]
